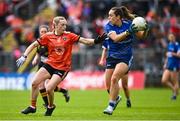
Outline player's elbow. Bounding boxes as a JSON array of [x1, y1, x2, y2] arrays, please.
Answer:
[[113, 37, 124, 42], [110, 34, 124, 42], [110, 36, 118, 42]]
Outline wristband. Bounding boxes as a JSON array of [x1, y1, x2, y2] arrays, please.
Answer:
[[125, 30, 130, 36], [23, 55, 27, 58]]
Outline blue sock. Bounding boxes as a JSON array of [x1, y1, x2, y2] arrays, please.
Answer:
[[109, 100, 116, 107]]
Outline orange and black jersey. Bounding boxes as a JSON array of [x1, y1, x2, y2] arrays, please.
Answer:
[[37, 46, 48, 57], [37, 31, 80, 71]]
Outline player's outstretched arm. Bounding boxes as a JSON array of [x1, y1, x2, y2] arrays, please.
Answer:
[[79, 37, 94, 46], [79, 33, 107, 45], [16, 41, 39, 67]]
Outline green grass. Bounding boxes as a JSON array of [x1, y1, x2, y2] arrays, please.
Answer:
[[0, 88, 180, 120]]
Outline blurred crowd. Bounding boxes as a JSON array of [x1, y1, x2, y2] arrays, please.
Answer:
[[0, 0, 180, 50], [0, 0, 179, 72]]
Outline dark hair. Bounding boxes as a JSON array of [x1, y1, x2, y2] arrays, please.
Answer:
[[111, 6, 135, 20], [39, 25, 50, 31]]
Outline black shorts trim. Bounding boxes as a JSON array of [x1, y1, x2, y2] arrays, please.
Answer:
[[42, 63, 68, 78], [38, 61, 44, 69]]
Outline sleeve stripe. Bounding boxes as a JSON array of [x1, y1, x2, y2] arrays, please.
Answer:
[[102, 46, 107, 49], [108, 31, 116, 36], [77, 35, 80, 42], [37, 38, 42, 46]]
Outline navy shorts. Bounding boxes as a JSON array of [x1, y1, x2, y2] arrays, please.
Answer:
[[166, 63, 179, 72], [42, 63, 68, 79], [106, 57, 133, 70]]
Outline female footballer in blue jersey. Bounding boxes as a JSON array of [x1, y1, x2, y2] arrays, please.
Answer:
[[102, 6, 148, 115], [99, 40, 131, 108], [161, 33, 180, 100]]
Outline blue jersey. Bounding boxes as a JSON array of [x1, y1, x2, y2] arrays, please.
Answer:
[[166, 42, 180, 71], [102, 39, 108, 49], [104, 20, 134, 61]]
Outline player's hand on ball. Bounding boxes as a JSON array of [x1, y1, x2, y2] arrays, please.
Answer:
[[127, 24, 138, 34], [142, 23, 149, 31], [16, 55, 27, 67], [94, 33, 107, 44]]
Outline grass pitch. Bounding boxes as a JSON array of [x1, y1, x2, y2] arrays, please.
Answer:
[[0, 88, 180, 120]]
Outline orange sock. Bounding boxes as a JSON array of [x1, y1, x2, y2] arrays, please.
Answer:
[[31, 99, 36, 108]]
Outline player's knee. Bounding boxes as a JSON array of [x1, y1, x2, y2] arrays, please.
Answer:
[[175, 83, 179, 89], [46, 88, 51, 94], [161, 79, 166, 85], [32, 81, 39, 89], [46, 86, 54, 94], [111, 77, 119, 85]]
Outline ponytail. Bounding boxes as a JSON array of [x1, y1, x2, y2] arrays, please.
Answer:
[[111, 6, 135, 20], [120, 6, 135, 20]]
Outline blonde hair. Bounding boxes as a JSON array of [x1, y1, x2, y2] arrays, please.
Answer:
[[53, 16, 66, 26]]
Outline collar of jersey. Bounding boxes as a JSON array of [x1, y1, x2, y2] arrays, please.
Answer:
[[54, 31, 63, 36]]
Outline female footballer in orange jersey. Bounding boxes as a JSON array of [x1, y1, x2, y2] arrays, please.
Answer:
[[32, 25, 70, 108], [16, 16, 106, 116]]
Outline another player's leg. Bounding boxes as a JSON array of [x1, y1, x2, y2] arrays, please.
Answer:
[[39, 88, 48, 108], [54, 87, 70, 102], [39, 79, 49, 108], [21, 68, 50, 114], [122, 74, 131, 108], [170, 71, 179, 100], [105, 69, 113, 95], [174, 80, 179, 99], [161, 70, 175, 99]]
